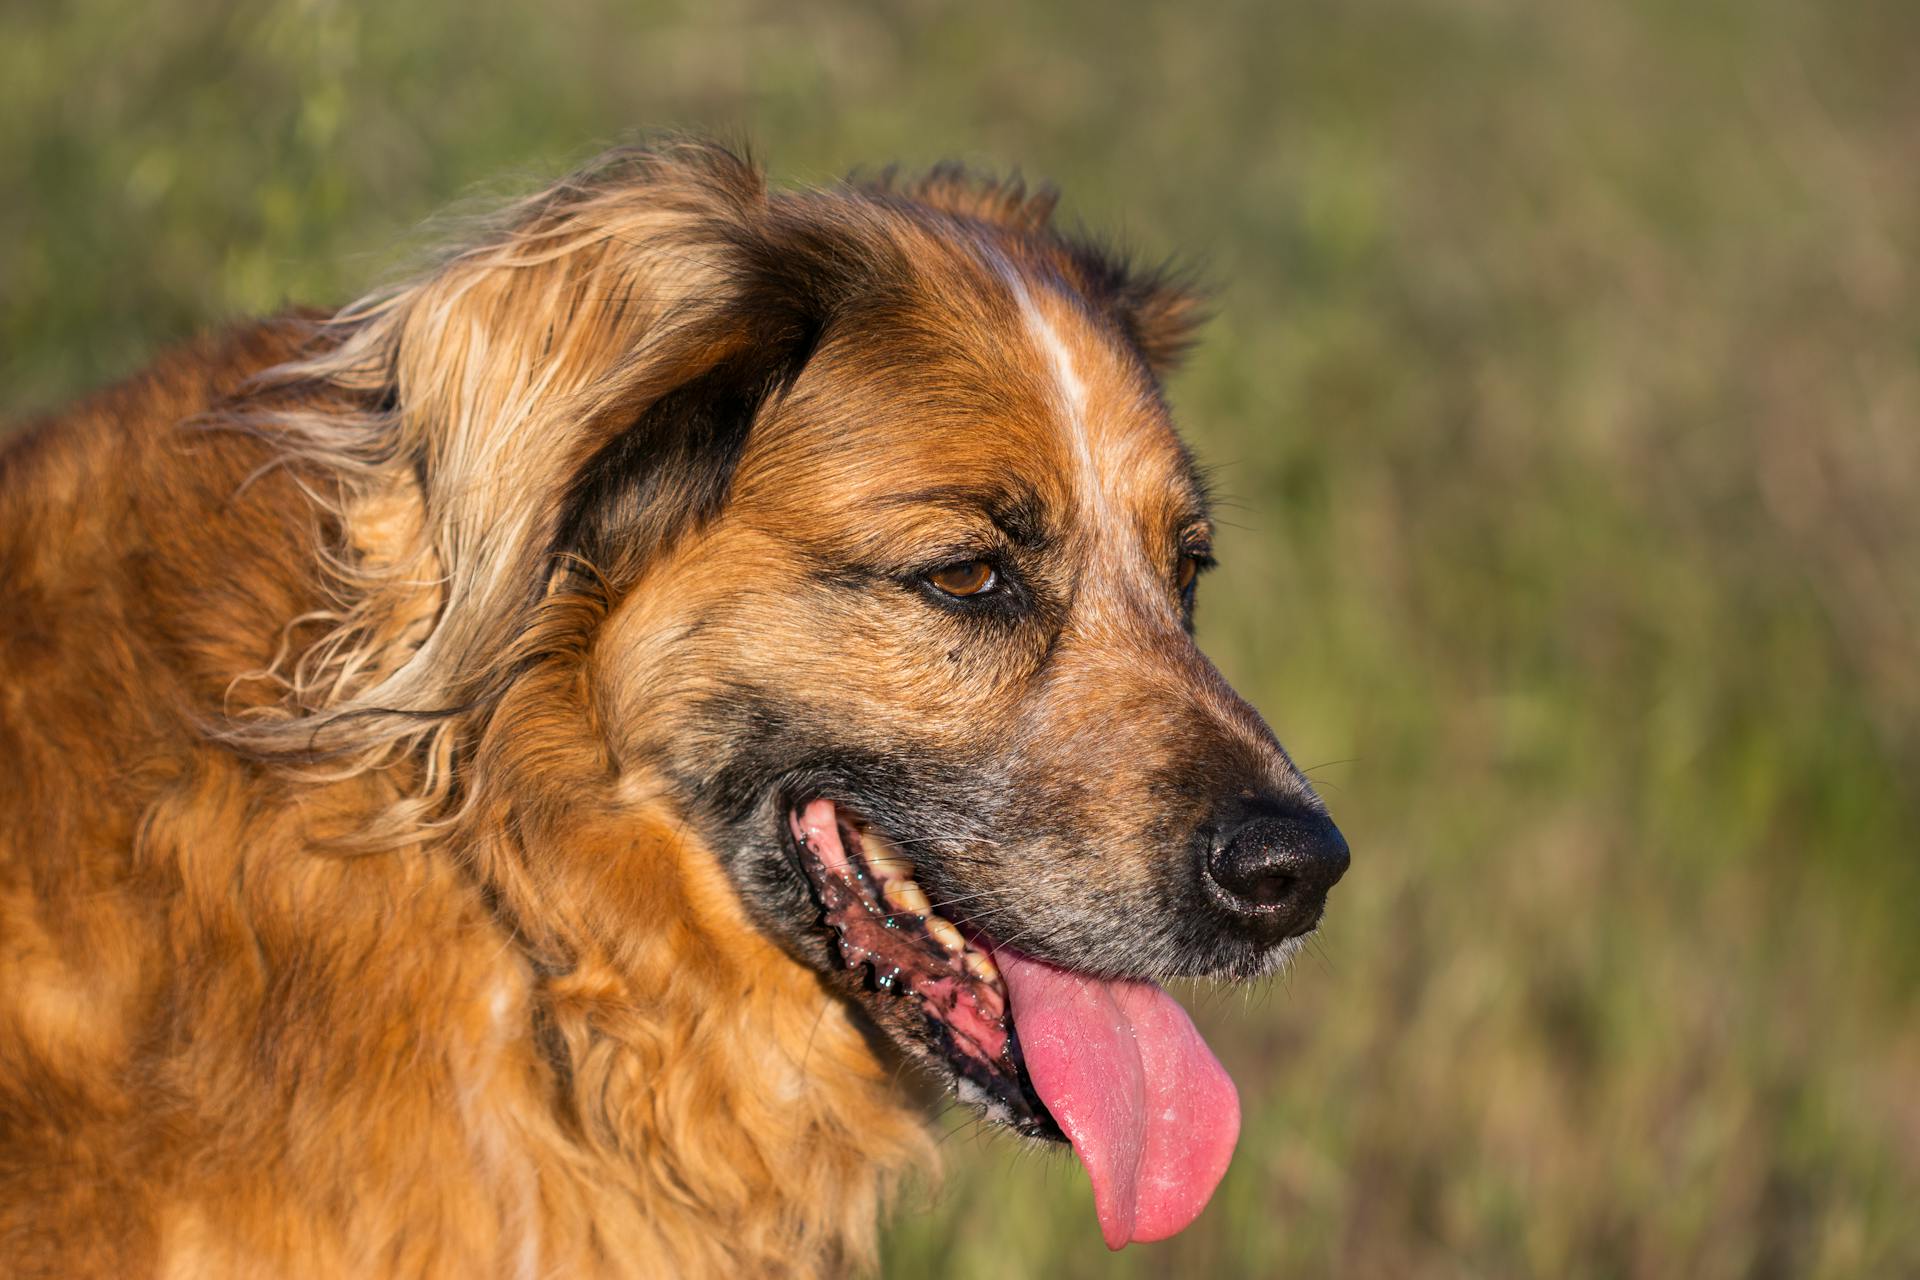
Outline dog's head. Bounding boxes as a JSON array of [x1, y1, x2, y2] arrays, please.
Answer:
[[573, 152, 1348, 1245], [280, 144, 1348, 1248]]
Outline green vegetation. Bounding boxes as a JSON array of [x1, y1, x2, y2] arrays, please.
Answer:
[[5, 1, 1915, 1274]]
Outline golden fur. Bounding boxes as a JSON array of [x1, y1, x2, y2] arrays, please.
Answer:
[[0, 141, 1323, 1276]]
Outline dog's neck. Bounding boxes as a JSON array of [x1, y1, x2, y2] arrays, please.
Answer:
[[448, 662, 931, 1276]]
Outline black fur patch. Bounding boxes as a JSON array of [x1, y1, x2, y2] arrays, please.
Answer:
[[549, 199, 919, 581]]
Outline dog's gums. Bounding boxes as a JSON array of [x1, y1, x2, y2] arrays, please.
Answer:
[[788, 799, 1242, 1249]]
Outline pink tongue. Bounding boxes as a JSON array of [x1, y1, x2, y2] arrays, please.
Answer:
[[993, 945, 1241, 1249]]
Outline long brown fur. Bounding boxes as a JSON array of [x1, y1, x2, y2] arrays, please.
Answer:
[[0, 140, 1307, 1277]]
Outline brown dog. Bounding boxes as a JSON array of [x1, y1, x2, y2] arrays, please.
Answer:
[[0, 141, 1348, 1276]]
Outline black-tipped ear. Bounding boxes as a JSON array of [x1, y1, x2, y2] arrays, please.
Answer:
[[1110, 270, 1207, 375], [1064, 246, 1209, 377]]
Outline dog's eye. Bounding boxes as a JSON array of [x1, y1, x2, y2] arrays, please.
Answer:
[[928, 560, 997, 597], [1175, 546, 1213, 604]]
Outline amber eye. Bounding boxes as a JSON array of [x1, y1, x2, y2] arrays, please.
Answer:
[[928, 560, 997, 597], [1176, 554, 1200, 593]]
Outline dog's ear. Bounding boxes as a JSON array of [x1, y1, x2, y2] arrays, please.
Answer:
[[1060, 247, 1208, 378], [1092, 263, 1206, 377], [217, 142, 890, 769], [272, 142, 870, 731]]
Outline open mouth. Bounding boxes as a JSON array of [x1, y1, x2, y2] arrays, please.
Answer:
[[787, 798, 1243, 1249]]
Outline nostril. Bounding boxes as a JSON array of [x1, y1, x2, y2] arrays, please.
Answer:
[[1228, 865, 1295, 907]]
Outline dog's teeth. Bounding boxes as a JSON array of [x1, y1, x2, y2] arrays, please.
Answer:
[[926, 916, 966, 955], [884, 879, 932, 915], [863, 840, 916, 884], [963, 950, 1000, 985]]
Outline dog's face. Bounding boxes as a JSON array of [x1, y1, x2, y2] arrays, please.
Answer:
[[572, 200, 1349, 1166]]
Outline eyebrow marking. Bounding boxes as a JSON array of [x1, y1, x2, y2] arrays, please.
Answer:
[[869, 483, 1053, 548]]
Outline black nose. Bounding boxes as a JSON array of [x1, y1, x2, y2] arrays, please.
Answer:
[[1203, 801, 1350, 940]]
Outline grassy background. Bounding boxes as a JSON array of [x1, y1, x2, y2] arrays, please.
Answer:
[[5, 1, 1917, 1275]]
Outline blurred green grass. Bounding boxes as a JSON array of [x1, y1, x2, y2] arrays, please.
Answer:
[[5, 1, 1917, 1275]]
